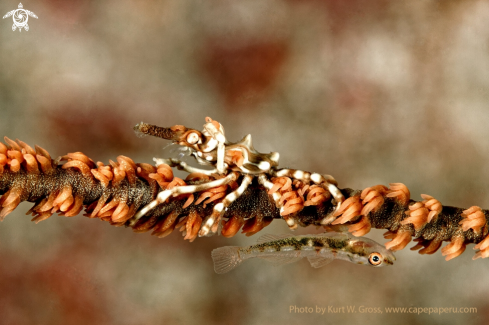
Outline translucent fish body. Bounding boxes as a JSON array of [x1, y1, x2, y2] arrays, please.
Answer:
[[211, 232, 395, 274]]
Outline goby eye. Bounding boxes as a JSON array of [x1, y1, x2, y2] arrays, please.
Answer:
[[368, 252, 383, 266]]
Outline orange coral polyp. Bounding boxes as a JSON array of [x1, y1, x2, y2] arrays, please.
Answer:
[[386, 183, 410, 206], [7, 150, 24, 164], [331, 196, 362, 225], [385, 230, 412, 251], [62, 160, 92, 176], [2, 131, 489, 263], [91, 169, 110, 187], [401, 203, 429, 231], [304, 185, 329, 206], [36, 154, 53, 173], [0, 153, 7, 165], [3, 137, 21, 151], [0, 142, 7, 155], [348, 216, 371, 236], [221, 215, 245, 238], [182, 194, 195, 209], [269, 177, 292, 194], [184, 211, 202, 242], [460, 206, 486, 234]]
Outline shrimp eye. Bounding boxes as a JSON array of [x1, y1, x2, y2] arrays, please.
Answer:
[[186, 132, 200, 145], [368, 252, 383, 266]]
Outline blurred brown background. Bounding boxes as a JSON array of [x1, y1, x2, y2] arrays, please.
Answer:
[[1, 0, 489, 324]]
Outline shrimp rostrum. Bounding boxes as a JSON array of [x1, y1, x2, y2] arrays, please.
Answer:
[[1, 116, 489, 262]]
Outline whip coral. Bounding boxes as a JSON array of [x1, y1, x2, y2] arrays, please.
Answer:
[[1, 117, 489, 262]]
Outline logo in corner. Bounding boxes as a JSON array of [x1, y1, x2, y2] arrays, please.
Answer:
[[3, 3, 38, 32]]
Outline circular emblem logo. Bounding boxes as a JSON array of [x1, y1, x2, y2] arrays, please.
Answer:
[[2, 3, 38, 32], [13, 9, 28, 28]]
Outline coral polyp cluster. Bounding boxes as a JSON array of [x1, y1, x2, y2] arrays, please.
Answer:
[[0, 136, 280, 242], [331, 183, 489, 260], [1, 117, 489, 262]]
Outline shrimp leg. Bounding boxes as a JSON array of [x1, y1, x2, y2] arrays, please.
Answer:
[[129, 171, 239, 225], [199, 174, 254, 236], [154, 158, 218, 176], [272, 168, 344, 224]]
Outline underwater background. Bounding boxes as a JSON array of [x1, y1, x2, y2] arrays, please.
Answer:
[[1, 1, 488, 324]]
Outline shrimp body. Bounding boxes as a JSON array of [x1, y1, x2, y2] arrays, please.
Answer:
[[211, 232, 395, 274]]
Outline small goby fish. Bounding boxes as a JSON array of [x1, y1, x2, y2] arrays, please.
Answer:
[[211, 232, 396, 274]]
